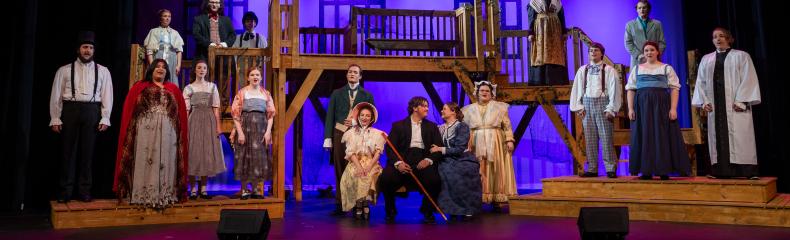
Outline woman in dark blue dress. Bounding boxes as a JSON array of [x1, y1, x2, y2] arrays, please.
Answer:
[[626, 41, 690, 180], [431, 102, 482, 221]]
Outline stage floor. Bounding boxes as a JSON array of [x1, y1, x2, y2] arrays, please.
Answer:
[[3, 191, 790, 240]]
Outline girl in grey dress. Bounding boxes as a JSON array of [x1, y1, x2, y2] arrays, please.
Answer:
[[183, 60, 226, 200]]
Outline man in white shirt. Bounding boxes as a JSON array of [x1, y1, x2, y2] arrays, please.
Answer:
[[49, 31, 113, 203], [569, 42, 621, 178], [377, 96, 443, 224]]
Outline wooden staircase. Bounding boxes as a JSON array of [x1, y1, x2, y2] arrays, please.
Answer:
[[510, 176, 790, 227]]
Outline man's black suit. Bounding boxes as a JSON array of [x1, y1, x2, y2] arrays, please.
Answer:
[[378, 117, 443, 215]]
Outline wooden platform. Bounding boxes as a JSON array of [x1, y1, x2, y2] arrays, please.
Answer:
[[510, 176, 790, 227], [542, 176, 776, 203], [51, 197, 285, 229]]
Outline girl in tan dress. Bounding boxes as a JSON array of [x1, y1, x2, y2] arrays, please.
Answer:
[[340, 102, 384, 220]]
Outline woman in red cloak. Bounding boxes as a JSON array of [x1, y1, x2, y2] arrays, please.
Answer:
[[114, 59, 189, 209]]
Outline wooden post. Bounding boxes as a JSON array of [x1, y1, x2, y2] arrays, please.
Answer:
[[291, 0, 300, 67], [274, 68, 287, 200], [293, 107, 304, 201], [455, 4, 472, 57], [487, 0, 502, 71], [271, 0, 281, 68], [473, 0, 484, 67], [349, 7, 358, 54]]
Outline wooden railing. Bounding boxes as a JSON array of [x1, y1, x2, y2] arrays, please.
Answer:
[[497, 27, 626, 86], [348, 6, 470, 56], [299, 27, 350, 54], [207, 47, 271, 117], [127, 44, 194, 89]]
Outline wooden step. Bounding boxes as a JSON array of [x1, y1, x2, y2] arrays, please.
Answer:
[[542, 176, 776, 203], [51, 197, 285, 229], [510, 193, 790, 227]]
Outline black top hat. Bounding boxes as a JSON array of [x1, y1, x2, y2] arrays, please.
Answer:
[[242, 11, 258, 24], [78, 31, 96, 46]]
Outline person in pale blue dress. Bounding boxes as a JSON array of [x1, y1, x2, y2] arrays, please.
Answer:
[[144, 9, 184, 87]]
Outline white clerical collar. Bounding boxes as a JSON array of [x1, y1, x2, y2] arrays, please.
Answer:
[[716, 48, 731, 53]]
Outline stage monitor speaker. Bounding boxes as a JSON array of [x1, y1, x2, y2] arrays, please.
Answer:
[[217, 209, 271, 240], [577, 207, 629, 240]]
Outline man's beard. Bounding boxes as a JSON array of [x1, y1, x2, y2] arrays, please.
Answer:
[[78, 55, 93, 63]]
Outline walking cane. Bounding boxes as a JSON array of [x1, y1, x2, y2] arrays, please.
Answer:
[[380, 132, 448, 221]]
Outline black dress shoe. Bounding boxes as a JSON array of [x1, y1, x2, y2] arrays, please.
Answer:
[[57, 196, 71, 203], [638, 175, 652, 180], [580, 172, 598, 178], [385, 213, 396, 223], [189, 192, 198, 200], [749, 176, 760, 180], [79, 194, 93, 202], [422, 213, 436, 224], [659, 175, 670, 180], [606, 172, 617, 178], [200, 192, 212, 200], [460, 215, 473, 222]]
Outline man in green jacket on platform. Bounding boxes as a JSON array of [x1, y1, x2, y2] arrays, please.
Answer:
[[323, 64, 375, 216]]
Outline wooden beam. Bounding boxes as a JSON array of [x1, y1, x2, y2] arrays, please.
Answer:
[[537, 93, 586, 175], [285, 69, 324, 128], [282, 54, 480, 72], [513, 103, 538, 147], [473, 0, 484, 66], [496, 86, 572, 103], [271, 1, 281, 68], [290, 0, 300, 67], [452, 67, 477, 103], [293, 109, 304, 201]]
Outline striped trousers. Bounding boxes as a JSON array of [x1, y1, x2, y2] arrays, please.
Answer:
[[582, 97, 617, 173]]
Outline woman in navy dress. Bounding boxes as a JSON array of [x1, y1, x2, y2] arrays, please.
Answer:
[[431, 102, 482, 221], [626, 41, 690, 180]]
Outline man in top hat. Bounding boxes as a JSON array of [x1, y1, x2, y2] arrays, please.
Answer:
[[49, 31, 114, 203]]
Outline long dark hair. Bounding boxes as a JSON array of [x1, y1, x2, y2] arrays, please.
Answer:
[[144, 58, 171, 83], [190, 59, 208, 83]]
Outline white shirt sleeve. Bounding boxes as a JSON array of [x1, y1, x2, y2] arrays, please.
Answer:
[[49, 66, 67, 126], [625, 66, 638, 90], [666, 65, 681, 89], [605, 66, 622, 113], [98, 66, 113, 126], [569, 67, 586, 112]]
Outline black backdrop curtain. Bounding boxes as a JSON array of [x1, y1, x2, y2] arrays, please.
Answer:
[[683, 0, 790, 191], [2, 0, 134, 214]]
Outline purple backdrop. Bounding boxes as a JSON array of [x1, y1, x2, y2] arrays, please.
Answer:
[[135, 0, 689, 191]]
